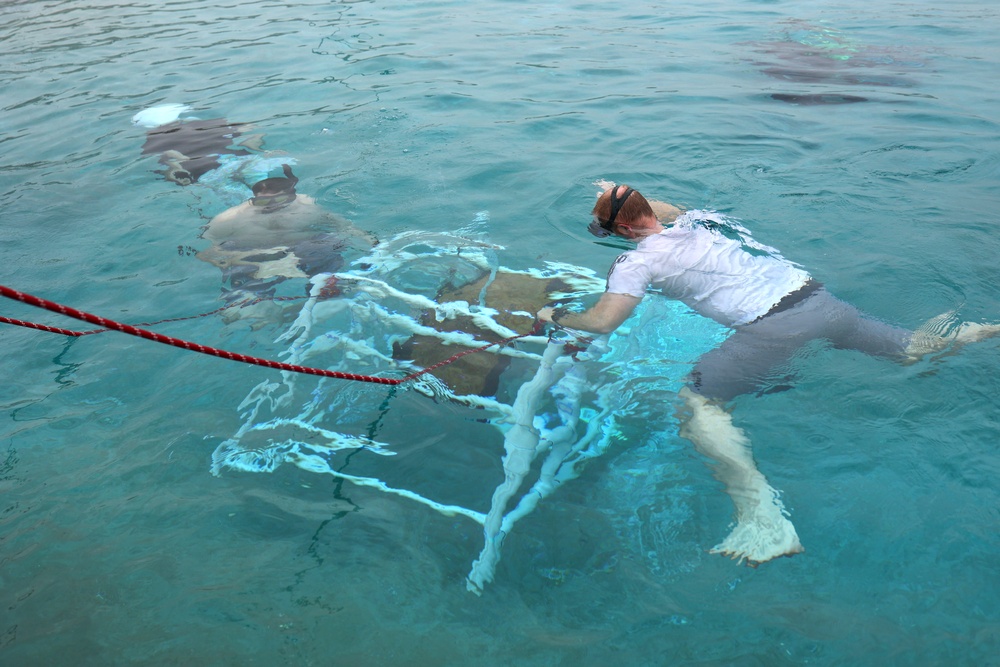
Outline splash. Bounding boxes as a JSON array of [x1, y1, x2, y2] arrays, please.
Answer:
[[208, 230, 629, 590]]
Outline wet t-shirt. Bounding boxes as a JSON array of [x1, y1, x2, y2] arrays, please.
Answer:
[[605, 210, 811, 327]]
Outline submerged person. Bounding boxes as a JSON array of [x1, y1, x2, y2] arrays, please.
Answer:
[[140, 116, 264, 186], [197, 164, 378, 321], [537, 182, 1000, 565], [135, 104, 292, 207], [742, 20, 925, 105]]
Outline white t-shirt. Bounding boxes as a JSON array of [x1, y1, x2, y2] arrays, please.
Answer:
[[605, 210, 811, 327]]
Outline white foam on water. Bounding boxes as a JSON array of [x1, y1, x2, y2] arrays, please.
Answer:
[[210, 231, 616, 592]]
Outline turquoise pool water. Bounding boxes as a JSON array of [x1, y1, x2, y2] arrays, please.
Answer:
[[3, 0, 999, 664]]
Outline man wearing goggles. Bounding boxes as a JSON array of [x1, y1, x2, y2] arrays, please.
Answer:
[[537, 181, 1000, 568], [586, 185, 632, 238], [198, 165, 378, 323]]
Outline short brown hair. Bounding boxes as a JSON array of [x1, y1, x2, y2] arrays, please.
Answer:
[[592, 185, 654, 227]]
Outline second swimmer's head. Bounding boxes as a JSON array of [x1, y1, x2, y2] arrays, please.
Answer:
[[251, 164, 299, 211]]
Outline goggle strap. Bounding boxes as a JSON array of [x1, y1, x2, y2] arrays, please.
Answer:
[[606, 186, 634, 229]]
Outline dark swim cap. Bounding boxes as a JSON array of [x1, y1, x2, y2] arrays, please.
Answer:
[[252, 164, 299, 196]]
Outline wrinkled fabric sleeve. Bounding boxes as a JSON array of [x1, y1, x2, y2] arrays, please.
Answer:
[[605, 253, 651, 298]]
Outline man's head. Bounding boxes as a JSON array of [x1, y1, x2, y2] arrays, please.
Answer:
[[589, 184, 656, 239], [251, 164, 298, 211]]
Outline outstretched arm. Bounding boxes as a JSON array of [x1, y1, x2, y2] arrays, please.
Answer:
[[309, 208, 378, 249], [537, 292, 641, 335]]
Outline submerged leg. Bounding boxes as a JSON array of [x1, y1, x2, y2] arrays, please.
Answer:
[[678, 386, 804, 566]]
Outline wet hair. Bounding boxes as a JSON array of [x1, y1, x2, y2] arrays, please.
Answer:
[[592, 185, 655, 227], [251, 164, 299, 196]]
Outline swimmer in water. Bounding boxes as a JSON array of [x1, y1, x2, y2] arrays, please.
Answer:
[[197, 165, 378, 323], [140, 117, 264, 186], [743, 20, 925, 105], [538, 182, 1000, 566]]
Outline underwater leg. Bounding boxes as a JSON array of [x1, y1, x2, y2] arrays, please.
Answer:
[[678, 387, 804, 565]]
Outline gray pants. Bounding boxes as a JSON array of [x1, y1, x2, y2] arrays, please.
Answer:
[[689, 288, 911, 401]]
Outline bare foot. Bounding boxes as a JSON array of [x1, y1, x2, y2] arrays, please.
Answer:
[[710, 485, 804, 566], [954, 321, 1000, 345], [906, 312, 1000, 361]]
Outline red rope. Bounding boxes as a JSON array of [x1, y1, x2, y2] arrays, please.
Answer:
[[0, 284, 536, 386], [1, 295, 309, 337], [0, 315, 89, 337]]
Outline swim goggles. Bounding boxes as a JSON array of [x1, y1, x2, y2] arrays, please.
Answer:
[[587, 185, 634, 237], [251, 191, 297, 211]]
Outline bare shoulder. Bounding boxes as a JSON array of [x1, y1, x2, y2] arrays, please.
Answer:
[[593, 179, 616, 195], [210, 201, 252, 224], [203, 202, 253, 242], [649, 199, 683, 223]]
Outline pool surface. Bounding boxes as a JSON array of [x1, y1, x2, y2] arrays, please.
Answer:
[[2, 1, 999, 664]]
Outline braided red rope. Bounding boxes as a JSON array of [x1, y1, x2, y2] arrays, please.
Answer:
[[1, 302, 245, 337], [0, 284, 536, 386]]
